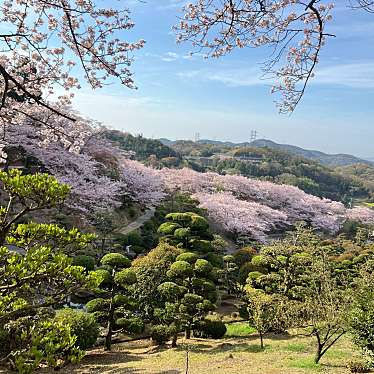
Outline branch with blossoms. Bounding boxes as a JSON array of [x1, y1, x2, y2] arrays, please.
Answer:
[[0, 0, 144, 126], [174, 0, 334, 113]]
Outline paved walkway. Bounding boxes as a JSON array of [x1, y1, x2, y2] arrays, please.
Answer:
[[114, 207, 156, 236]]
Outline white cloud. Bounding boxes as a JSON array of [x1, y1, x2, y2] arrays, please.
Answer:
[[161, 52, 179, 62], [177, 62, 374, 90], [314, 62, 374, 89], [156, 0, 189, 10], [177, 67, 269, 87]]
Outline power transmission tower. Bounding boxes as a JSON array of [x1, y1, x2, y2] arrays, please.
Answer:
[[250, 130, 257, 142]]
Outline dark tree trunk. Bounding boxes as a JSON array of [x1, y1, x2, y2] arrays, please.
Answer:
[[259, 331, 264, 350], [185, 328, 191, 340], [171, 333, 178, 348], [314, 344, 323, 364], [105, 286, 115, 351]]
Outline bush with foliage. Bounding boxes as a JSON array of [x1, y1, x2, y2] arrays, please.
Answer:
[[158, 212, 214, 250], [150, 325, 175, 345], [55, 309, 99, 350], [194, 318, 227, 339], [11, 320, 83, 374], [72, 255, 96, 272]]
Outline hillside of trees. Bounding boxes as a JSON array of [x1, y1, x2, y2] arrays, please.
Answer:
[[336, 163, 374, 193], [1, 1, 374, 373], [104, 131, 182, 168], [155, 139, 369, 204], [104, 133, 371, 204]]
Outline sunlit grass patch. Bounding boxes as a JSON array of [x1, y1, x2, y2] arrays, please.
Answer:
[[225, 322, 256, 337], [285, 342, 308, 353], [288, 357, 321, 371]]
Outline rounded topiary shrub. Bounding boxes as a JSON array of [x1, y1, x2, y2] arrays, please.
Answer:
[[116, 317, 144, 334], [131, 245, 146, 255], [174, 227, 191, 239], [234, 247, 257, 267], [194, 259, 213, 275], [157, 222, 181, 235], [94, 268, 112, 287], [158, 281, 182, 299], [86, 298, 110, 313], [190, 239, 213, 254], [72, 255, 95, 272], [101, 253, 131, 269], [247, 271, 263, 283], [150, 325, 173, 345], [114, 268, 137, 286], [194, 319, 227, 339], [176, 252, 199, 264], [55, 308, 99, 350], [167, 260, 193, 278], [204, 252, 224, 267], [113, 294, 129, 307], [190, 214, 209, 231]]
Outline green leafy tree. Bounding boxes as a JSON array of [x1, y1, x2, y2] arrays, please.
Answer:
[[245, 225, 352, 363], [131, 243, 182, 321], [243, 287, 286, 349], [218, 255, 239, 295], [156, 256, 217, 344], [86, 253, 140, 351], [0, 169, 69, 245], [0, 170, 100, 372], [301, 255, 350, 364], [349, 263, 374, 358]]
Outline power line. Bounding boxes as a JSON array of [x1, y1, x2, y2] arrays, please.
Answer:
[[250, 130, 257, 142]]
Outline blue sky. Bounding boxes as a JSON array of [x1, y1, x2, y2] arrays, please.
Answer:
[[73, 1, 374, 158]]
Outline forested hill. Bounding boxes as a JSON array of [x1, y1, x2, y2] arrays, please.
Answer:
[[161, 138, 371, 167], [249, 139, 372, 167], [105, 132, 370, 204], [103, 130, 182, 166]]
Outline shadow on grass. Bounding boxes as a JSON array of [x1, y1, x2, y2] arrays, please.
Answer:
[[57, 351, 144, 374], [266, 332, 293, 341], [320, 362, 349, 369], [174, 341, 266, 354]]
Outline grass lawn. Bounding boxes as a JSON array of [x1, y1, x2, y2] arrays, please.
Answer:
[[37, 330, 359, 374], [225, 321, 256, 337]]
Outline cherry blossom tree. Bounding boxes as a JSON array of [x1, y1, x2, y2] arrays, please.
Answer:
[[194, 191, 287, 241], [1, 113, 124, 215], [346, 206, 374, 225], [160, 167, 374, 240], [120, 158, 165, 206], [0, 0, 144, 125], [0, 109, 164, 217], [174, 1, 369, 113]]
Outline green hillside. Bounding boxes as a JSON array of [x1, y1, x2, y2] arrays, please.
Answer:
[[167, 141, 370, 204]]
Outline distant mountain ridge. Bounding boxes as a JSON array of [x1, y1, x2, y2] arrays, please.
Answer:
[[159, 138, 372, 167]]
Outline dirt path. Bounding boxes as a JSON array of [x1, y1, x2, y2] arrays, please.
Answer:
[[115, 207, 156, 236]]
